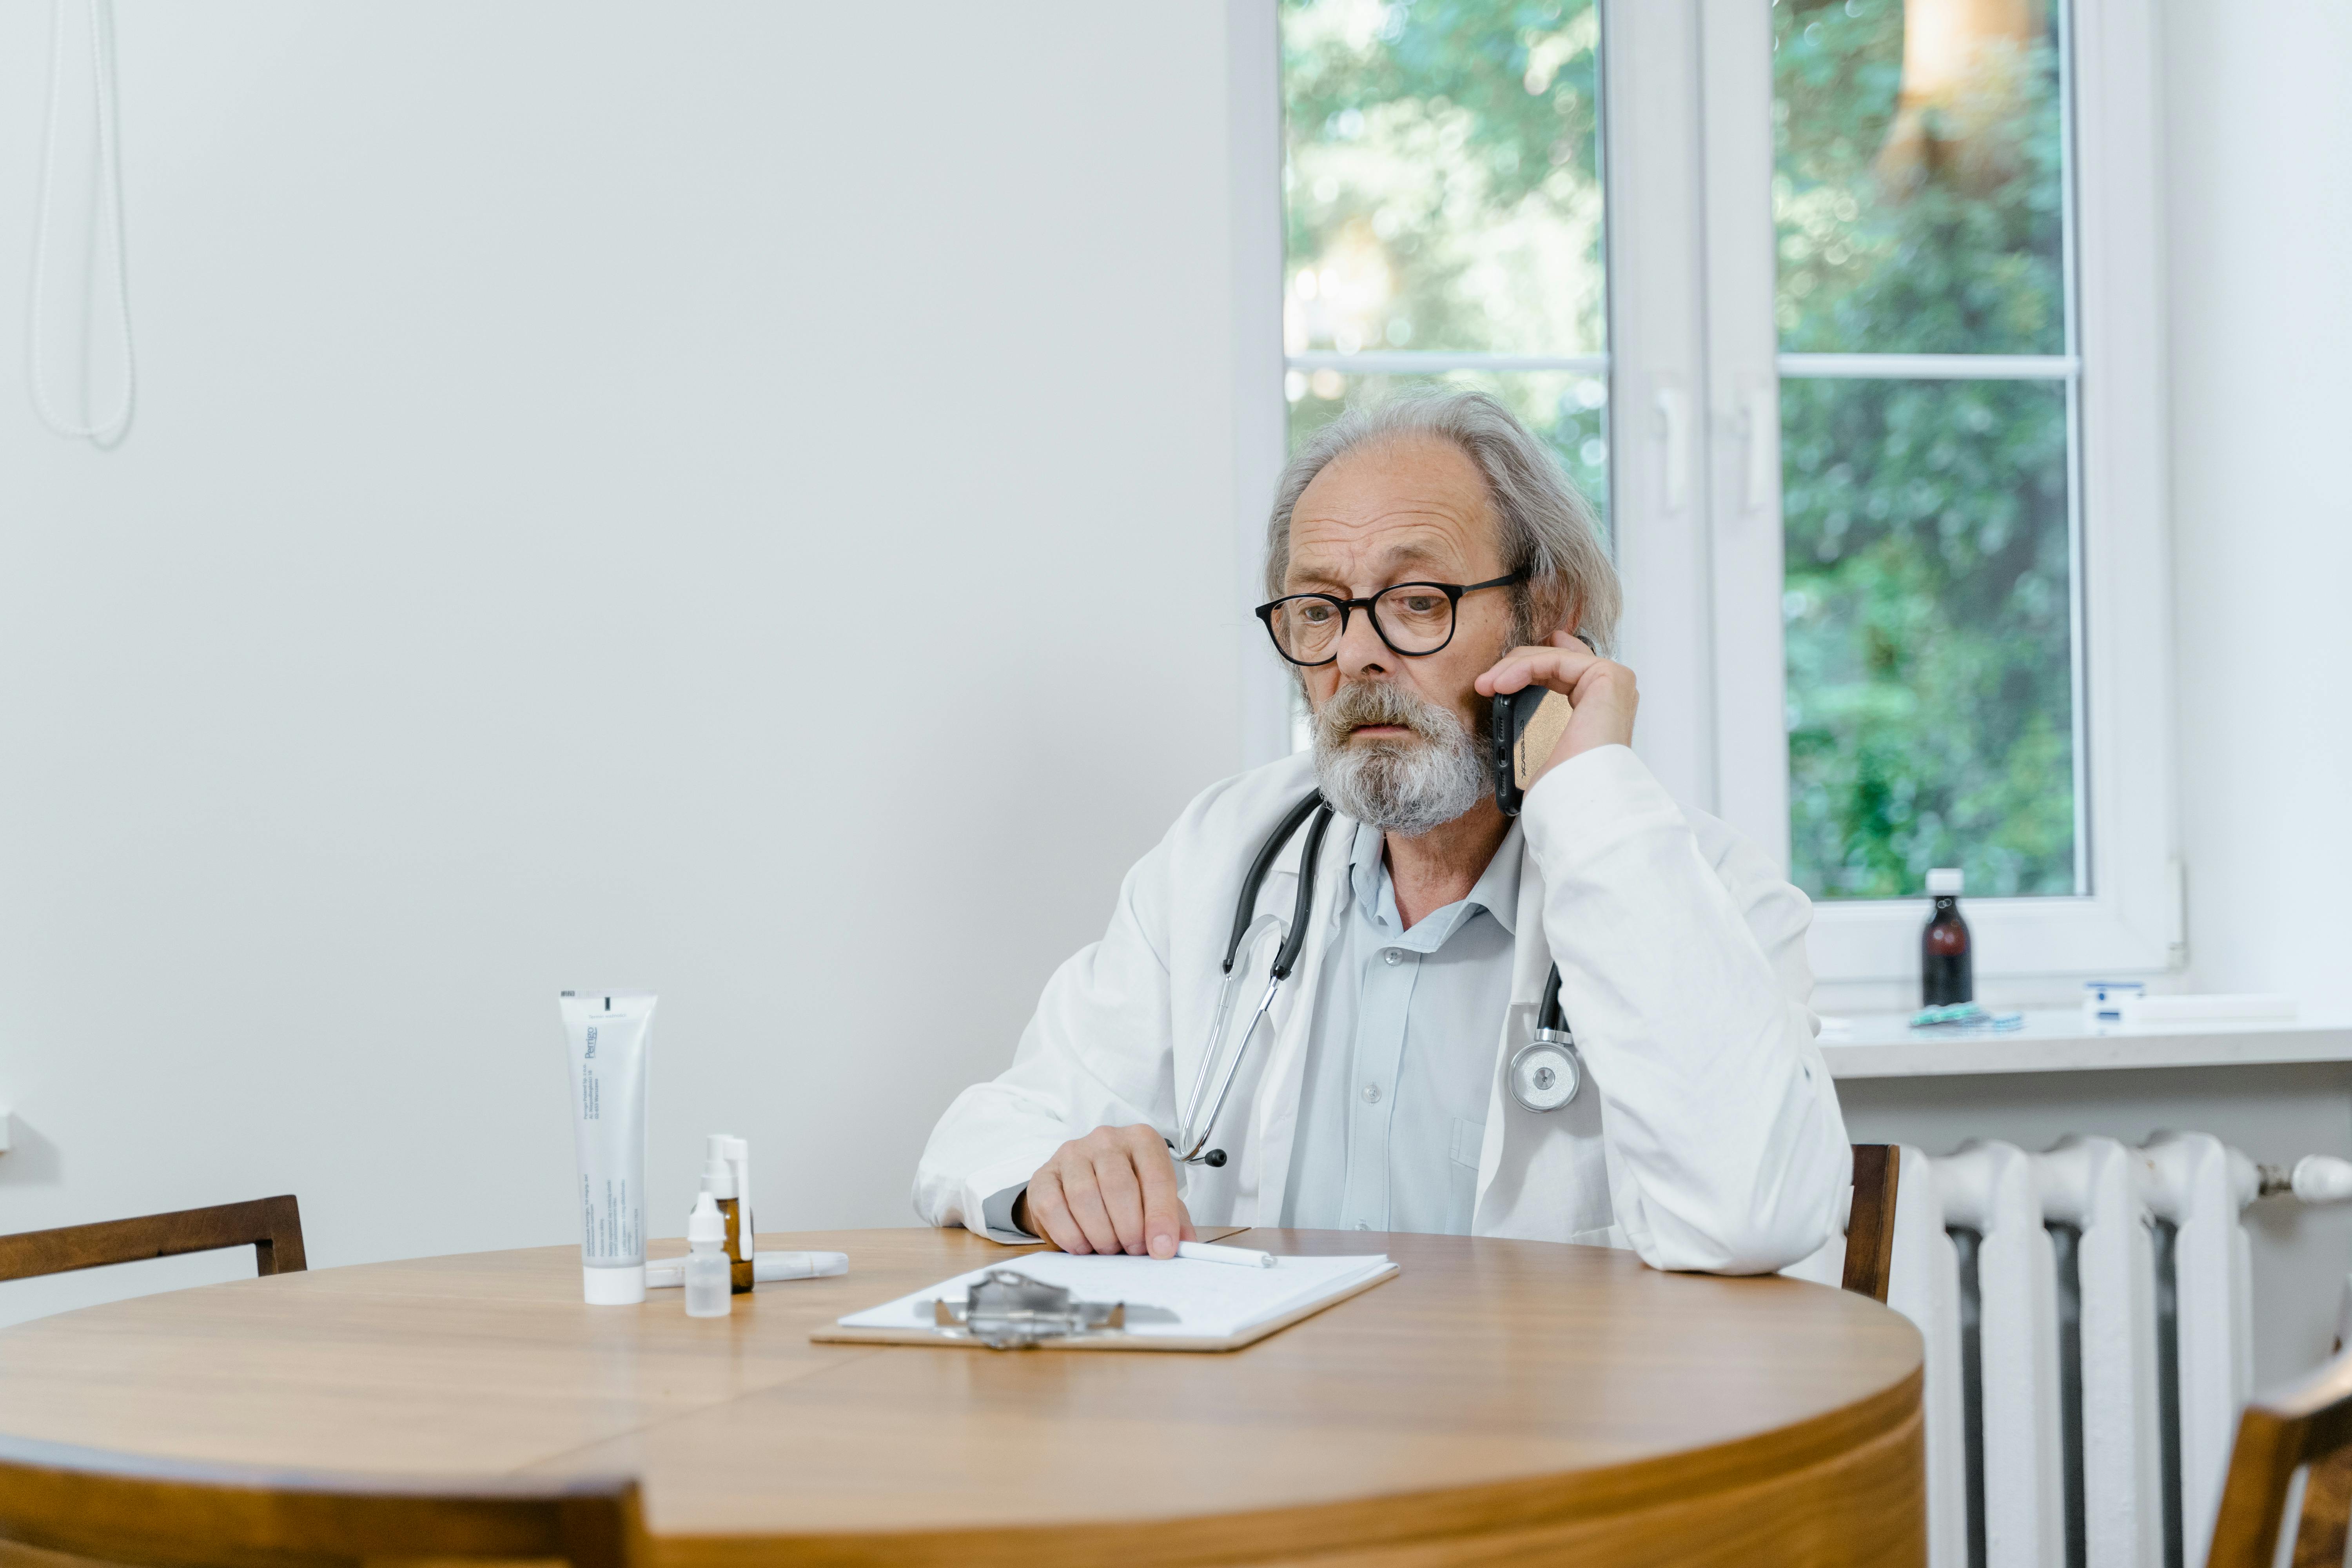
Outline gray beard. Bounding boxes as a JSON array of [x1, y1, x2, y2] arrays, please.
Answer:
[[1310, 680, 1489, 837]]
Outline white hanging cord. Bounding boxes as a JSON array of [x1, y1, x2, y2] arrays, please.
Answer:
[[27, 0, 136, 445]]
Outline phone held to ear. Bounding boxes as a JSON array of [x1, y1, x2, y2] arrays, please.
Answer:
[[1493, 687, 1573, 817]]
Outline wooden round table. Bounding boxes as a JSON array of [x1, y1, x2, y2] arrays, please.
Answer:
[[0, 1227, 1924, 1566]]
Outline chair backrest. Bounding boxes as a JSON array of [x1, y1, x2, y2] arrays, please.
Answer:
[[0, 1432, 644, 1568], [0, 1195, 306, 1283], [1841, 1144, 1900, 1304], [2206, 1345, 2352, 1567]]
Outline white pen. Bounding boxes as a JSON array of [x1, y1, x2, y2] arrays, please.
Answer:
[[1174, 1240, 1277, 1269]]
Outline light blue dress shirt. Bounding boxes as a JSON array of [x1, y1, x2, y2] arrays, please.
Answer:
[[1279, 819, 1521, 1234]]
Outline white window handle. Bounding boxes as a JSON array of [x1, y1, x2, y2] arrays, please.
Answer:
[[1653, 387, 1688, 512], [1744, 385, 1777, 512]]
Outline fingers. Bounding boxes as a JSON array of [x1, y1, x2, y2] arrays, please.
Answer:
[[1022, 1169, 1091, 1255], [1475, 637, 1602, 698], [1091, 1142, 1149, 1255], [1469, 637, 1641, 777], [1571, 658, 1638, 711], [1127, 1128, 1191, 1259], [1029, 1127, 1196, 1259], [1055, 1151, 1126, 1255]]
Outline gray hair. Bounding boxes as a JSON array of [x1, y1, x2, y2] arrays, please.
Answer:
[[1265, 387, 1621, 653]]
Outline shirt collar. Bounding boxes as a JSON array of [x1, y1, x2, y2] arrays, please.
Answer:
[[1344, 817, 1523, 938]]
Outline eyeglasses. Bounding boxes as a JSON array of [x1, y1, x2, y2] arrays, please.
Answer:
[[1255, 568, 1529, 667]]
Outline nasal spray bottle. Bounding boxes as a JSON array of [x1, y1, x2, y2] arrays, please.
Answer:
[[699, 1134, 753, 1294], [683, 1192, 731, 1318]]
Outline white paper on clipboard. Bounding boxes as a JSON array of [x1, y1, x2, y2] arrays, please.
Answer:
[[829, 1250, 1396, 1347]]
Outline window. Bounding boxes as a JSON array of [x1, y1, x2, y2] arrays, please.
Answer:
[[1246, 0, 2174, 986], [1280, 0, 1610, 524], [1774, 0, 2079, 903]]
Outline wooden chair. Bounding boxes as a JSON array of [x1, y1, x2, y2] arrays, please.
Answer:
[[0, 1196, 306, 1283], [0, 1431, 644, 1568], [2207, 1346, 2352, 1568], [1840, 1144, 1900, 1304]]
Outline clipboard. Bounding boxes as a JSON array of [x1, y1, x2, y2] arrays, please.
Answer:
[[811, 1253, 1400, 1353]]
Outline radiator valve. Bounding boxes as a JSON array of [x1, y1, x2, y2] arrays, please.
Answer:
[[2257, 1156, 2352, 1203]]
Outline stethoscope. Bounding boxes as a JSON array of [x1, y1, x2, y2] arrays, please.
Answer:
[[1170, 790, 1584, 1169]]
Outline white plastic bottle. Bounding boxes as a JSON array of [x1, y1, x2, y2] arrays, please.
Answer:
[[683, 1191, 731, 1319]]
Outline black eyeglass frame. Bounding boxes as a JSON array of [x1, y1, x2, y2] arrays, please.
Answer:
[[1254, 568, 1532, 668]]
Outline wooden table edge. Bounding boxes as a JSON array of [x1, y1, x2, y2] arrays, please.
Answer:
[[0, 1232, 1926, 1568], [651, 1363, 1924, 1568]]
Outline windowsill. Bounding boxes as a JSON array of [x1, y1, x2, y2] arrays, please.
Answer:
[[1805, 890, 2176, 985], [1819, 1010, 2352, 1081]]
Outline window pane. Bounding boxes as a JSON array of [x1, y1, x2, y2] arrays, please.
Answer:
[[1287, 369, 1609, 537], [1781, 377, 2074, 898], [1772, 0, 2066, 356], [1281, 0, 1605, 358]]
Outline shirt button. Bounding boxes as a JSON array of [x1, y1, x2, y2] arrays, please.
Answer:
[[1384, 949, 1403, 965], [1361, 1083, 1382, 1104]]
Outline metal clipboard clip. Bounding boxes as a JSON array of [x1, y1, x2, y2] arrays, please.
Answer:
[[930, 1268, 1126, 1349]]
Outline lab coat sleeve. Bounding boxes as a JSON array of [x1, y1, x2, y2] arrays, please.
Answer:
[[1520, 744, 1848, 1274], [911, 827, 1182, 1244]]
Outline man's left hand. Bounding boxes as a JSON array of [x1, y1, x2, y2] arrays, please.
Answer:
[[1474, 630, 1639, 787]]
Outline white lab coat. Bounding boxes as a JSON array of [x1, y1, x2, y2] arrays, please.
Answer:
[[913, 742, 1849, 1272]]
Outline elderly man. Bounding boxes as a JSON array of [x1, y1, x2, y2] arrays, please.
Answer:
[[914, 389, 1847, 1273]]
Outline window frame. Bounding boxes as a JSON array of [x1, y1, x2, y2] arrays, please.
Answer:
[[1235, 0, 2180, 991], [1695, 0, 2179, 988]]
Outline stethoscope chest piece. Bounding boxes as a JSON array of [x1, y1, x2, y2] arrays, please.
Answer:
[[1508, 1028, 1582, 1113]]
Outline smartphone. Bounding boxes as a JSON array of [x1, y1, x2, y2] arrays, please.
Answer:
[[1493, 686, 1574, 817]]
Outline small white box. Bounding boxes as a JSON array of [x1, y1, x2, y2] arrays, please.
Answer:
[[2083, 981, 2145, 1022]]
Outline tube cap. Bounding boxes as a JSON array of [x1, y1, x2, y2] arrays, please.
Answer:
[[581, 1264, 646, 1306], [1926, 868, 1963, 895]]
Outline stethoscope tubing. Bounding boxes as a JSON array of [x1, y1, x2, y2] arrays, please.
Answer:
[[1173, 969, 1279, 1166], [1178, 797, 1334, 1166], [1220, 790, 1332, 978], [1174, 789, 1581, 1168]]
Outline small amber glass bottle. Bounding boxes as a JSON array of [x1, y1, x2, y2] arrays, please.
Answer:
[[1922, 867, 1973, 1006], [701, 1133, 753, 1294], [718, 1196, 751, 1293]]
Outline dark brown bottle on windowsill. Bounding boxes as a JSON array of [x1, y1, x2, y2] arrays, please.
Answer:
[[1922, 867, 1972, 1006]]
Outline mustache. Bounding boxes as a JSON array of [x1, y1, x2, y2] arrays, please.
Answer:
[[1310, 678, 1492, 834], [1316, 681, 1486, 746]]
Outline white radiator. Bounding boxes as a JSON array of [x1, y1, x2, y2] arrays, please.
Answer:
[[1788, 1136, 2352, 1568]]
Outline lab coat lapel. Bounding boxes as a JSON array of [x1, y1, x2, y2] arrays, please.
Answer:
[[1473, 837, 1556, 1218]]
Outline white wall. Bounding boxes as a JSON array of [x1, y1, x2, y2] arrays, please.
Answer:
[[8, 0, 2350, 1333], [2164, 0, 2352, 1007], [0, 3, 1258, 1324]]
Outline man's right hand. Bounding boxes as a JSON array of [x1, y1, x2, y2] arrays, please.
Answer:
[[1013, 1124, 1197, 1259]]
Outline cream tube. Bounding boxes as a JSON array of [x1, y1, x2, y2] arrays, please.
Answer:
[[558, 991, 656, 1305]]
